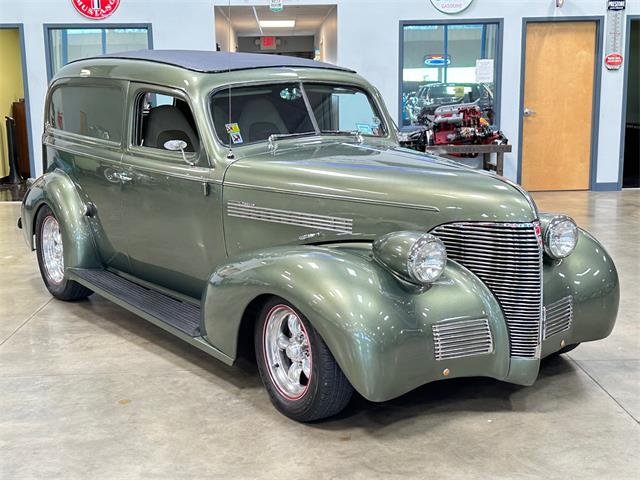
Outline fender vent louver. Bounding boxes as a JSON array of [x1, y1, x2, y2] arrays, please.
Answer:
[[543, 296, 573, 340], [432, 318, 493, 361]]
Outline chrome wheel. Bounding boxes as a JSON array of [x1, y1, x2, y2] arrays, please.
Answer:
[[41, 215, 64, 284], [263, 305, 312, 400]]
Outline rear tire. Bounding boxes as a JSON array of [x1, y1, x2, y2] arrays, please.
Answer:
[[255, 297, 353, 422], [35, 205, 93, 301]]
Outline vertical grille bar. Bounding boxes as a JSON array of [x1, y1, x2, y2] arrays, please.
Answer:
[[432, 222, 543, 358]]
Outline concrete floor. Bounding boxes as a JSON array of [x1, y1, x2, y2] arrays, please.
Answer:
[[1, 191, 638, 479]]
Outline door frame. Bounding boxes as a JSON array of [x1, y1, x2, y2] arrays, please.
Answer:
[[0, 23, 34, 178], [517, 16, 604, 191], [618, 15, 640, 190]]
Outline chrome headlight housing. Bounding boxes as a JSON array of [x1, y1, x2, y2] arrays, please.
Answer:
[[543, 215, 578, 259], [373, 231, 447, 285]]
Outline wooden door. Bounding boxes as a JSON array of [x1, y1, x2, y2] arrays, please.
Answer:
[[521, 21, 597, 191]]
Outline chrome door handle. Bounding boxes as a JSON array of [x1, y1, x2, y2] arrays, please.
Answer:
[[114, 172, 133, 183], [523, 107, 537, 117]]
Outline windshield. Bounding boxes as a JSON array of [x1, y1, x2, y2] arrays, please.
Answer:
[[210, 82, 387, 146]]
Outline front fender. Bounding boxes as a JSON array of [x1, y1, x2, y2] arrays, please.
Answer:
[[202, 244, 515, 402], [21, 169, 100, 270], [541, 227, 619, 356]]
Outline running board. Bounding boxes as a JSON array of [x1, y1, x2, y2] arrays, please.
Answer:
[[70, 269, 201, 336]]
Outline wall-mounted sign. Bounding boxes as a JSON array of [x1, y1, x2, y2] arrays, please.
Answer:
[[72, 0, 120, 20], [270, 0, 284, 12], [261, 36, 277, 51], [605, 53, 624, 69], [475, 59, 494, 83], [605, 0, 625, 70], [424, 54, 451, 66], [607, 0, 626, 10], [429, 0, 474, 14]]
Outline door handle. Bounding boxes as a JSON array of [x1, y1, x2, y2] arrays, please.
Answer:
[[523, 107, 537, 117], [114, 172, 133, 183]]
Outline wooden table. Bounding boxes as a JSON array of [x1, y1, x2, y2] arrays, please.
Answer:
[[423, 144, 512, 176]]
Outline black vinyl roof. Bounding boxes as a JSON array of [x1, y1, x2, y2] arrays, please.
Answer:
[[83, 49, 355, 73]]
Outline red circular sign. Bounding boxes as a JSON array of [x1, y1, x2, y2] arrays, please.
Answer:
[[72, 0, 120, 20], [605, 53, 623, 69]]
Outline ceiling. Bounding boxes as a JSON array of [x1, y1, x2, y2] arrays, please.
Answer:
[[215, 5, 335, 37]]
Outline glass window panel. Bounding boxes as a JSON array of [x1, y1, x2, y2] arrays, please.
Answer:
[[48, 27, 149, 77], [304, 84, 386, 136], [210, 83, 315, 145], [401, 22, 499, 127], [49, 85, 124, 142]]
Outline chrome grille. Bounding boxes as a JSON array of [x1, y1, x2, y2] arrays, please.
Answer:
[[432, 222, 543, 358], [543, 296, 573, 339], [432, 318, 493, 360]]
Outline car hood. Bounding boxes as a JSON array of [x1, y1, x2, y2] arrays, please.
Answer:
[[222, 140, 537, 255], [224, 140, 536, 223]]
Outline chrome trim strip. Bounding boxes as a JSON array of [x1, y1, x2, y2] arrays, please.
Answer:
[[227, 201, 353, 233], [224, 182, 440, 212]]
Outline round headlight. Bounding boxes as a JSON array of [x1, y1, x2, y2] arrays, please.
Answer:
[[407, 234, 447, 284], [544, 215, 578, 259], [372, 231, 447, 286]]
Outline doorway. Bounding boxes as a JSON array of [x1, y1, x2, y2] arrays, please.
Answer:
[[0, 25, 30, 189], [622, 18, 639, 188], [519, 20, 601, 191], [214, 5, 337, 63]]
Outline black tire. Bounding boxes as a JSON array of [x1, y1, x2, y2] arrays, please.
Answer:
[[255, 297, 353, 422], [556, 342, 580, 355], [35, 205, 93, 301]]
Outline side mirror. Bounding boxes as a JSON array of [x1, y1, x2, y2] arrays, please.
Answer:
[[163, 139, 194, 166]]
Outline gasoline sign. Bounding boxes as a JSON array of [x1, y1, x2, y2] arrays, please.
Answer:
[[270, 0, 283, 12], [429, 0, 474, 14]]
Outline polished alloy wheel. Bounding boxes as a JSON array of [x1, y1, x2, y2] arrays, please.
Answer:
[[263, 305, 312, 400], [41, 215, 64, 284]]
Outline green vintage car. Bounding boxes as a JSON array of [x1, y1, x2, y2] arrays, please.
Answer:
[[19, 50, 619, 421]]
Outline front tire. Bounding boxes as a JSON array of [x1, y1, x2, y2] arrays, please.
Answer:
[[255, 298, 353, 422], [35, 205, 93, 301]]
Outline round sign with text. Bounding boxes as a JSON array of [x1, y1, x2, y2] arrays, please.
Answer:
[[430, 0, 473, 14], [72, 0, 120, 20], [605, 53, 623, 70]]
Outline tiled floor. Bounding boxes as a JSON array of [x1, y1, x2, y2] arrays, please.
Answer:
[[0, 191, 638, 479]]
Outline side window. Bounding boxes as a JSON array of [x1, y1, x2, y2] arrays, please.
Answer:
[[132, 91, 200, 152], [49, 84, 124, 142]]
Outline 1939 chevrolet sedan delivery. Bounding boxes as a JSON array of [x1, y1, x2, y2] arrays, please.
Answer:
[[19, 50, 619, 421]]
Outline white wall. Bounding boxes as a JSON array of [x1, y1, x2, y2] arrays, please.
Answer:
[[2, 0, 636, 187], [215, 6, 238, 52], [318, 5, 337, 64], [335, 0, 638, 187], [0, 0, 216, 177]]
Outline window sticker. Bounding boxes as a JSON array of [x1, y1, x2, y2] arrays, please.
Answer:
[[356, 123, 373, 135], [230, 132, 244, 144], [225, 122, 241, 134]]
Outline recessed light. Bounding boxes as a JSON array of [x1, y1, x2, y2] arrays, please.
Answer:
[[259, 20, 295, 28]]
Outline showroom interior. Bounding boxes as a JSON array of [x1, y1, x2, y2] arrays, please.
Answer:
[[0, 0, 638, 478]]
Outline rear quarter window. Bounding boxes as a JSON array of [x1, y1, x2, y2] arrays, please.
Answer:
[[48, 84, 124, 142]]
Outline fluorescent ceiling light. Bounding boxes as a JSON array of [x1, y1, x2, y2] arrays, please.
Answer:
[[259, 20, 295, 28]]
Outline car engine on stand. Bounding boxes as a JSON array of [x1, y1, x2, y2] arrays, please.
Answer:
[[399, 102, 507, 157]]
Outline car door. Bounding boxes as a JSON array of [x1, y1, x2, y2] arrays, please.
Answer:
[[46, 78, 129, 272], [119, 83, 225, 300]]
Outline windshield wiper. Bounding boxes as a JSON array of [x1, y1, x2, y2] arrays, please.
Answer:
[[319, 130, 364, 142]]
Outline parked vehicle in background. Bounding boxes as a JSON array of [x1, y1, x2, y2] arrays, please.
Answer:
[[19, 50, 619, 422]]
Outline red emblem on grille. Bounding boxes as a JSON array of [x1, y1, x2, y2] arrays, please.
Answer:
[[534, 222, 543, 246], [72, 0, 120, 20]]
